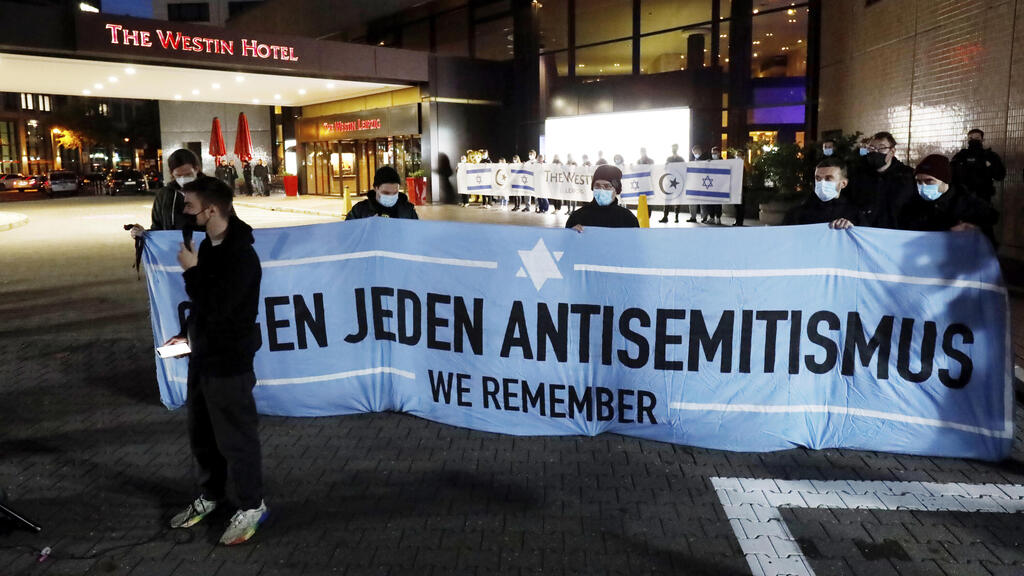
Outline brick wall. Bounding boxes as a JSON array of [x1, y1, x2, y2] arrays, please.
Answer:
[[820, 0, 1024, 259]]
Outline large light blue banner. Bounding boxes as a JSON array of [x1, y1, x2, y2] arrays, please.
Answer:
[[142, 219, 1012, 460]]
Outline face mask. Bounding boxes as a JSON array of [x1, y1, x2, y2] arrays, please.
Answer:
[[822, 148, 834, 157], [858, 147, 869, 157], [814, 180, 840, 202], [711, 154, 721, 160], [865, 151, 887, 169], [968, 139, 983, 150], [917, 183, 943, 201], [181, 212, 205, 234], [378, 192, 399, 208], [175, 175, 196, 188], [594, 188, 614, 206]]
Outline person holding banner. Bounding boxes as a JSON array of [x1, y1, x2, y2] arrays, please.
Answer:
[[784, 157, 861, 226], [347, 166, 419, 220], [659, 144, 686, 224], [165, 175, 268, 546], [899, 154, 998, 243], [565, 164, 640, 231], [128, 149, 203, 239]]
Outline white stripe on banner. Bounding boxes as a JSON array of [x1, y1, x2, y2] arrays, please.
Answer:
[[169, 367, 416, 386], [671, 402, 1012, 438], [150, 250, 499, 273], [573, 264, 1006, 294], [258, 367, 416, 386]]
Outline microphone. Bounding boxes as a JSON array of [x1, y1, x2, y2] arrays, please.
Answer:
[[182, 227, 193, 250]]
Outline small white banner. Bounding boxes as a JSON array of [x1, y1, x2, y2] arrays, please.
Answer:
[[456, 160, 745, 205]]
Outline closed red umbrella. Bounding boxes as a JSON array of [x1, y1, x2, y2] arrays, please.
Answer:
[[209, 117, 227, 159], [233, 112, 253, 163]]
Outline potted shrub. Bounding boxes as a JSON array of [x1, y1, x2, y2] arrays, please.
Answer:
[[754, 142, 812, 225], [405, 168, 427, 205]]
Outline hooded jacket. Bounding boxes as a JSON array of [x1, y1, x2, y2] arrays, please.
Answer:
[[347, 192, 419, 220], [182, 215, 262, 376], [565, 199, 640, 229]]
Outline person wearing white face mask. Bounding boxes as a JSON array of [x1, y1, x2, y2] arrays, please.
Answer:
[[129, 148, 203, 239], [895, 154, 997, 244], [346, 166, 419, 220], [566, 164, 639, 232], [783, 158, 861, 227]]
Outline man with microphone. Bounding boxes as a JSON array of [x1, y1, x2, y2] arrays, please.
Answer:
[[162, 175, 267, 546]]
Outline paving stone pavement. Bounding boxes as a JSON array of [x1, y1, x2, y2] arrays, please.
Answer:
[[2, 196, 1024, 576]]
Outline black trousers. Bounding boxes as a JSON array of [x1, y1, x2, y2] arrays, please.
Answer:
[[187, 367, 263, 510]]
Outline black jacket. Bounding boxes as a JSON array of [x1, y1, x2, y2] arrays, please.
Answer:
[[896, 183, 999, 243], [783, 194, 862, 226], [347, 192, 419, 220], [951, 145, 1005, 200], [847, 158, 916, 229], [565, 199, 640, 229], [149, 181, 189, 230], [182, 215, 262, 376]]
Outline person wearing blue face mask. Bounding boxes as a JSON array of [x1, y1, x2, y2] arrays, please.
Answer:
[[893, 154, 998, 244], [566, 164, 639, 232], [346, 166, 419, 220], [783, 158, 861, 227], [821, 139, 836, 158]]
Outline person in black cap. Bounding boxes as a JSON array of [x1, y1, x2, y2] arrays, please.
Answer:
[[347, 166, 419, 220], [898, 153, 998, 243], [566, 164, 640, 231]]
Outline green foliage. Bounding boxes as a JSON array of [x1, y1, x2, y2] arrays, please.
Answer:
[[749, 132, 863, 203]]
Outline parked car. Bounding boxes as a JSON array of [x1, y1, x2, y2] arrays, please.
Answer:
[[108, 169, 145, 195], [146, 169, 162, 189], [24, 173, 47, 191], [0, 173, 29, 191], [47, 170, 79, 197], [79, 171, 108, 194]]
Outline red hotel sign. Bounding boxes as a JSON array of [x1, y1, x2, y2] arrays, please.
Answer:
[[322, 118, 383, 133], [102, 22, 299, 62]]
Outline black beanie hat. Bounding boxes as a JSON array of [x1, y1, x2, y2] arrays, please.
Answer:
[[373, 165, 402, 187], [591, 164, 622, 193]]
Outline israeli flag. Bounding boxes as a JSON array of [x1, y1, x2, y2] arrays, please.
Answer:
[[685, 165, 732, 200], [619, 166, 653, 201], [510, 167, 535, 194], [465, 167, 493, 192]]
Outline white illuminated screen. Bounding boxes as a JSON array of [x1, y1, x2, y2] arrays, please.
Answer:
[[543, 108, 691, 164]]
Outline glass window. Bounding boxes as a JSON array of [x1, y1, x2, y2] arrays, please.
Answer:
[[640, 0, 712, 34], [167, 2, 210, 22], [752, 0, 802, 13], [20, 93, 33, 110], [436, 8, 469, 56], [475, 15, 514, 61], [751, 6, 808, 78], [0, 121, 17, 174], [474, 0, 510, 20], [575, 40, 632, 77], [640, 28, 711, 74], [537, 0, 568, 53], [540, 51, 570, 77], [403, 19, 431, 51], [718, 20, 730, 71], [576, 0, 632, 46]]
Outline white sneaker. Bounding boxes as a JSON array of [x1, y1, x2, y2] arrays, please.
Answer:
[[219, 500, 268, 545], [169, 496, 217, 529]]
